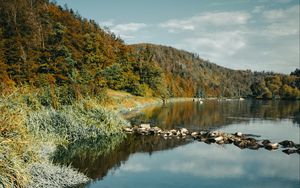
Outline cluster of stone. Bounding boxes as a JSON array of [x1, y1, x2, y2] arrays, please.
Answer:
[[194, 131, 300, 154], [123, 124, 300, 155], [123, 124, 190, 137]]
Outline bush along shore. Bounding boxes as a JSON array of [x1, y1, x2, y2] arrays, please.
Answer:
[[123, 124, 300, 155], [0, 88, 128, 188]]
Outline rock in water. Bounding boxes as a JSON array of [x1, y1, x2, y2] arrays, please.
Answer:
[[153, 126, 162, 134], [180, 128, 189, 134], [235, 132, 243, 137], [140, 123, 151, 129], [264, 143, 279, 150], [279, 140, 294, 148], [214, 136, 223, 142], [170, 129, 177, 135], [234, 140, 247, 149], [191, 131, 199, 137], [209, 131, 220, 137], [248, 143, 261, 150], [261, 140, 271, 145]]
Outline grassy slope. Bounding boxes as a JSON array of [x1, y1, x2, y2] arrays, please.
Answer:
[[105, 89, 162, 113]]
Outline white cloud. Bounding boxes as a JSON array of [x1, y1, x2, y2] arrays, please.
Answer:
[[118, 34, 135, 40], [252, 6, 264, 14], [159, 11, 251, 69], [111, 23, 147, 33], [198, 12, 251, 25], [99, 19, 115, 27], [100, 22, 147, 40], [182, 31, 246, 59], [98, 4, 298, 73], [262, 5, 299, 21], [263, 23, 298, 36], [160, 20, 195, 32], [261, 5, 299, 37], [163, 5, 299, 73], [176, 30, 248, 68], [160, 11, 251, 32]]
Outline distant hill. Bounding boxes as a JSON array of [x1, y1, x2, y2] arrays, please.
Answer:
[[131, 43, 254, 97], [0, 0, 299, 99]]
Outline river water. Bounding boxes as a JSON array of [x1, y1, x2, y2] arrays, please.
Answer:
[[57, 100, 300, 188]]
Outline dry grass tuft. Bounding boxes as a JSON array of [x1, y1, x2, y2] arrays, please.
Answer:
[[0, 104, 34, 188]]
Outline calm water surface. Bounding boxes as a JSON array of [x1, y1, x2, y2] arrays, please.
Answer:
[[57, 100, 300, 188]]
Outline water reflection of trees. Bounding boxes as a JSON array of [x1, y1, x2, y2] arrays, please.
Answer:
[[293, 111, 300, 125], [249, 100, 300, 122], [53, 135, 190, 180], [53, 100, 299, 184], [130, 100, 300, 130]]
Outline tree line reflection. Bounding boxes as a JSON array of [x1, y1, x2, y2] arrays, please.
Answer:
[[53, 100, 299, 184], [130, 100, 300, 130], [53, 135, 191, 181]]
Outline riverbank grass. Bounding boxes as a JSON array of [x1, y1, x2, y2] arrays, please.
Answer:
[[0, 88, 128, 187], [0, 104, 33, 188]]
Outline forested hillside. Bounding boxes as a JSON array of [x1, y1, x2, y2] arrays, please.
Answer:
[[251, 69, 300, 99], [132, 44, 254, 97], [0, 0, 128, 97], [0, 0, 299, 100], [0, 0, 169, 100]]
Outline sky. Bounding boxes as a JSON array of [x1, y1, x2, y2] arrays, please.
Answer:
[[55, 0, 299, 74]]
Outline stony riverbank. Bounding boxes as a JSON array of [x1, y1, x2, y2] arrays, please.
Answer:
[[123, 124, 300, 155]]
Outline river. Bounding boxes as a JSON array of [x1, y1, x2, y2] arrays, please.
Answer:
[[55, 100, 300, 188]]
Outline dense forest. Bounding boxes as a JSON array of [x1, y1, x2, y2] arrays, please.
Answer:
[[0, 0, 299, 101]]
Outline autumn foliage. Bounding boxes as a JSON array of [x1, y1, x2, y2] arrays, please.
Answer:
[[0, 0, 299, 100]]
